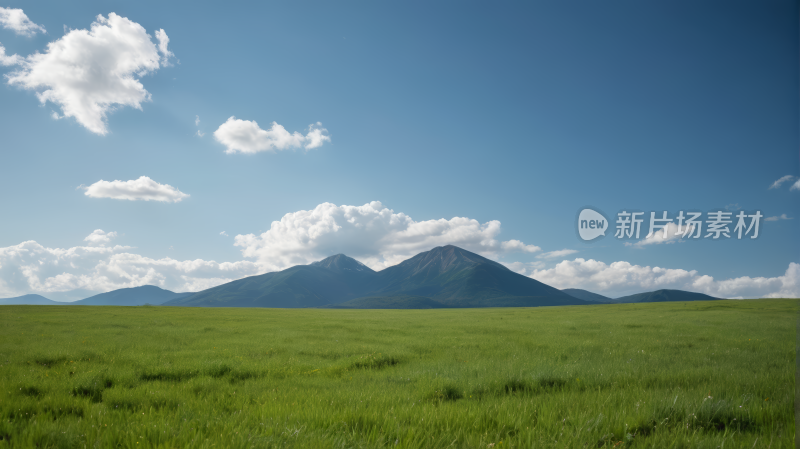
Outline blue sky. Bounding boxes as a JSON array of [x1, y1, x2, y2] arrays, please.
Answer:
[[0, 0, 797, 300]]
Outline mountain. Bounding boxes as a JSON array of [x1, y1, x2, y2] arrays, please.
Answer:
[[613, 289, 721, 303], [165, 255, 377, 308], [562, 288, 612, 303], [71, 285, 193, 306], [331, 295, 448, 309], [0, 294, 65, 305], [364, 245, 585, 307], [165, 245, 586, 308]]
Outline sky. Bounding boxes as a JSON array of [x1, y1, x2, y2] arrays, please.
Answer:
[[0, 0, 797, 301]]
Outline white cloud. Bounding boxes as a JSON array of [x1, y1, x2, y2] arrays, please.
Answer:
[[503, 261, 546, 276], [84, 229, 118, 245], [769, 175, 794, 189], [220, 231, 228, 237], [530, 258, 799, 299], [5, 13, 173, 135], [626, 222, 696, 247], [0, 240, 259, 299], [234, 201, 541, 271], [213, 117, 330, 154], [0, 43, 21, 66], [765, 214, 792, 222], [154, 29, 173, 66], [0, 7, 45, 36], [195, 115, 200, 126], [791, 179, 800, 191], [196, 130, 204, 137], [537, 249, 578, 259], [83, 176, 189, 203]]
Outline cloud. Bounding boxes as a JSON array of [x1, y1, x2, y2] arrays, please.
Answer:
[[234, 201, 541, 271], [791, 179, 800, 191], [195, 115, 200, 126], [724, 203, 741, 212], [769, 175, 794, 189], [503, 261, 546, 276], [764, 214, 792, 222], [83, 176, 189, 203], [5, 13, 173, 135], [530, 258, 799, 299], [0, 7, 45, 36], [213, 117, 330, 154], [0, 43, 21, 66], [537, 249, 578, 259], [84, 229, 118, 245], [220, 231, 228, 237], [625, 222, 695, 247], [0, 240, 259, 299], [196, 130, 204, 137]]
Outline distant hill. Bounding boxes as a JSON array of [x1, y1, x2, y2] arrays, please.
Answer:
[[562, 288, 612, 303], [164, 245, 587, 309], [71, 285, 193, 306], [613, 289, 721, 303], [0, 294, 65, 305]]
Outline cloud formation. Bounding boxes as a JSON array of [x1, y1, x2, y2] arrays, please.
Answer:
[[0, 43, 21, 66], [626, 222, 695, 247], [764, 214, 792, 222], [530, 258, 799, 299], [84, 176, 189, 203], [5, 13, 173, 134], [792, 179, 800, 191], [84, 229, 118, 245], [214, 118, 330, 154], [769, 175, 794, 190], [0, 7, 45, 36], [234, 201, 540, 271], [537, 249, 578, 259], [0, 240, 259, 299]]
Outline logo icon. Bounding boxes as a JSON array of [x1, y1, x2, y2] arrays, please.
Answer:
[[578, 208, 608, 241]]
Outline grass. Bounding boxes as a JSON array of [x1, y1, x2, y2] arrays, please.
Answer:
[[0, 299, 795, 448]]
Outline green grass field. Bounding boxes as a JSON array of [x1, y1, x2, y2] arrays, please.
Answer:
[[0, 299, 795, 448]]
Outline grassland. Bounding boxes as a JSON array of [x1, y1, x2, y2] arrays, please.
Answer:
[[0, 299, 795, 448]]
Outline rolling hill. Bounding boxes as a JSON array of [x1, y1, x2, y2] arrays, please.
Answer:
[[0, 294, 65, 305], [613, 289, 721, 303], [71, 285, 193, 306]]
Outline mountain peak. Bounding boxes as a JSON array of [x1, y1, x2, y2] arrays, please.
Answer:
[[405, 245, 509, 274], [311, 254, 375, 273]]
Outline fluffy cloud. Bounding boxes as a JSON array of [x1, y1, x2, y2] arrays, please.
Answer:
[[0, 240, 259, 299], [214, 117, 330, 154], [0, 7, 45, 36], [531, 258, 799, 299], [84, 229, 118, 245], [769, 175, 794, 189], [234, 201, 540, 271], [626, 222, 696, 247], [0, 43, 21, 66], [83, 176, 189, 203], [791, 179, 800, 191], [537, 249, 578, 259], [5, 13, 173, 135], [764, 214, 792, 222]]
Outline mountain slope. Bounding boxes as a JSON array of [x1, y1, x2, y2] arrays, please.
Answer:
[[72, 285, 192, 306], [613, 289, 721, 303], [165, 255, 377, 307], [0, 294, 65, 305], [562, 288, 612, 303], [363, 245, 585, 307]]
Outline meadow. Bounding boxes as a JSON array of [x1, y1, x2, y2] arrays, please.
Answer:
[[0, 299, 795, 448]]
